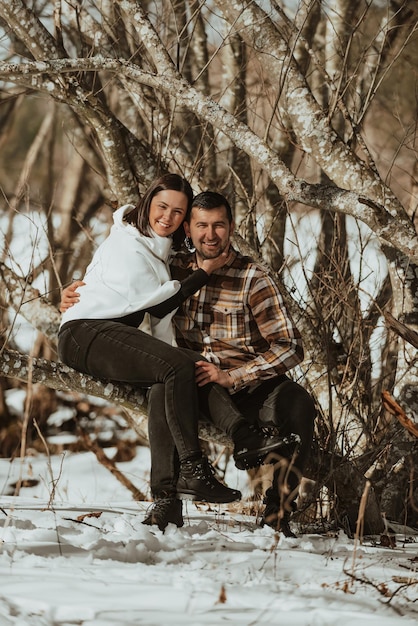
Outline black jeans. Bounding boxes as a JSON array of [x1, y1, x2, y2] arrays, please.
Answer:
[[148, 375, 315, 500], [234, 377, 316, 503], [58, 320, 246, 470]]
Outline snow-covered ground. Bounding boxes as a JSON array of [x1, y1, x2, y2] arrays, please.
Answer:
[[0, 210, 415, 625], [1, 447, 417, 626]]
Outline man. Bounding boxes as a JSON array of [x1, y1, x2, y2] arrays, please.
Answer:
[[61, 191, 315, 536], [150, 192, 315, 536]]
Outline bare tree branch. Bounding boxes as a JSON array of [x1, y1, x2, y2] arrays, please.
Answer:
[[0, 0, 140, 204], [0, 348, 233, 448], [384, 312, 418, 350], [0, 56, 416, 262]]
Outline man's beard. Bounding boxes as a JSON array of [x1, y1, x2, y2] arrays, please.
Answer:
[[196, 242, 226, 260]]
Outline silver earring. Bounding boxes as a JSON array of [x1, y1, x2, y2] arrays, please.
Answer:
[[184, 236, 195, 252]]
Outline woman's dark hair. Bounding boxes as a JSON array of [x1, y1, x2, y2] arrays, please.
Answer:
[[124, 173, 193, 250], [188, 191, 233, 223]]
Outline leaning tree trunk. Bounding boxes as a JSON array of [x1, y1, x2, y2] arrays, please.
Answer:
[[375, 252, 418, 526]]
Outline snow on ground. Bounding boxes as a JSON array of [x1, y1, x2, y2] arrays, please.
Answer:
[[0, 448, 417, 626]]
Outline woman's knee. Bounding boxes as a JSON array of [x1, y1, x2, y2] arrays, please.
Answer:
[[164, 355, 196, 383]]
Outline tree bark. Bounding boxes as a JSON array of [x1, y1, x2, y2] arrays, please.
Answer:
[[0, 348, 233, 449], [1, 56, 417, 263]]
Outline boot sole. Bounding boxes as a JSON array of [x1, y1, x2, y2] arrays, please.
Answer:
[[177, 489, 242, 503], [234, 434, 301, 471]]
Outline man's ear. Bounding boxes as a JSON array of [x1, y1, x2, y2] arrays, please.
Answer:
[[230, 221, 235, 236], [184, 222, 191, 237]]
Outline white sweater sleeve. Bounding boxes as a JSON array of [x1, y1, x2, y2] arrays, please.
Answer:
[[61, 228, 180, 325]]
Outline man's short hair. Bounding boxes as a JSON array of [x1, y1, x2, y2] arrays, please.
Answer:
[[191, 191, 233, 223]]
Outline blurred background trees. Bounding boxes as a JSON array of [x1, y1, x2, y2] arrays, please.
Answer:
[[0, 0, 417, 533]]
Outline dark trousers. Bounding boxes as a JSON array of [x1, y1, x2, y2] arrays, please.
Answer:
[[58, 320, 246, 471], [234, 377, 315, 504], [148, 375, 315, 501]]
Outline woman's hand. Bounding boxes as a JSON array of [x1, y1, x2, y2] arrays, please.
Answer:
[[200, 248, 230, 275], [195, 360, 233, 388], [60, 280, 85, 313]]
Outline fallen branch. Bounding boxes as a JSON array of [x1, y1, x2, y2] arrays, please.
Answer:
[[384, 312, 418, 349], [77, 427, 147, 501], [382, 390, 418, 438]]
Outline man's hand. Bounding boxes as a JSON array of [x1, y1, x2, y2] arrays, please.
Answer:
[[60, 280, 85, 313], [195, 360, 233, 388]]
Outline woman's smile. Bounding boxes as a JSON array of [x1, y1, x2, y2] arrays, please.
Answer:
[[149, 189, 188, 237]]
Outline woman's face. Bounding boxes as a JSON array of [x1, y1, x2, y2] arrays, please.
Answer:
[[148, 189, 188, 237]]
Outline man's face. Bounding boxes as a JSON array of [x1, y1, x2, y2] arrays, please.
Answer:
[[184, 205, 234, 260]]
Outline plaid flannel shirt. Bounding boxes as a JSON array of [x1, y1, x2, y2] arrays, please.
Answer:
[[170, 247, 304, 392]]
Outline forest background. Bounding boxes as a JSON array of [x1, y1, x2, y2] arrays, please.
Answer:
[[0, 0, 417, 537]]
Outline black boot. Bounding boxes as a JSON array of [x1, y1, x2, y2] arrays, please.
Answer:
[[233, 424, 301, 470], [142, 494, 184, 532], [259, 488, 297, 538], [177, 456, 241, 503]]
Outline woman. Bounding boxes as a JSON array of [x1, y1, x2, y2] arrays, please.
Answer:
[[58, 174, 241, 514]]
